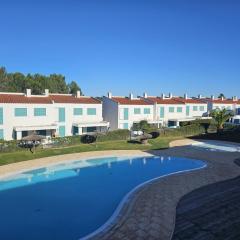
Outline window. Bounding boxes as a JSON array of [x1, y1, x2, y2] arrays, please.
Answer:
[[123, 108, 128, 120], [34, 108, 46, 116], [169, 107, 174, 113], [73, 108, 83, 116], [199, 106, 205, 111], [58, 108, 65, 122], [15, 108, 27, 117], [123, 123, 128, 129], [193, 106, 198, 111], [144, 108, 150, 114], [0, 108, 3, 124], [87, 108, 96, 115], [186, 106, 190, 116], [160, 107, 164, 118], [0, 129, 3, 139], [177, 107, 182, 113], [134, 108, 141, 114]]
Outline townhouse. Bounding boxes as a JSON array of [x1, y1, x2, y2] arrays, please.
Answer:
[[103, 92, 208, 129], [102, 93, 154, 130], [144, 93, 208, 127], [200, 96, 240, 115], [0, 89, 109, 141], [0, 89, 239, 141]]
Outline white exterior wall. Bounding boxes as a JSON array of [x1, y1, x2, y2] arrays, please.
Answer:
[[102, 97, 119, 130], [186, 103, 207, 117], [154, 104, 186, 126], [0, 102, 103, 140], [54, 103, 103, 136], [0, 103, 55, 140], [212, 103, 233, 111], [118, 104, 154, 130]]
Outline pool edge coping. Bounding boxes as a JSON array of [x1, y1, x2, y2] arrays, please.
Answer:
[[80, 160, 207, 240]]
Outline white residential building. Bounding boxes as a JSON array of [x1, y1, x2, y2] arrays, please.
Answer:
[[102, 93, 154, 130], [0, 89, 109, 141], [201, 96, 240, 114], [144, 93, 208, 127]]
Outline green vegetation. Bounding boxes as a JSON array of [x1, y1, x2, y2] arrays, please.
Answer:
[[210, 109, 234, 132], [0, 66, 82, 94], [0, 137, 177, 166]]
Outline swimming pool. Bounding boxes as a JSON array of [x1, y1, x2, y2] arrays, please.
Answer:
[[0, 156, 206, 240], [192, 141, 240, 152]]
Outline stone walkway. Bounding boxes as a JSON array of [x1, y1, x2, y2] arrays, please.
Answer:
[[172, 174, 240, 240], [89, 142, 240, 240]]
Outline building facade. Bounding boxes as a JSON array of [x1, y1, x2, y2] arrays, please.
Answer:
[[0, 89, 109, 140], [102, 93, 154, 130]]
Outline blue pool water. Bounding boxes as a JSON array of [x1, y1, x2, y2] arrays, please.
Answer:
[[0, 156, 205, 240]]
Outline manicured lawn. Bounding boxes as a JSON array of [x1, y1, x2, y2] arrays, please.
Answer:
[[0, 137, 181, 166]]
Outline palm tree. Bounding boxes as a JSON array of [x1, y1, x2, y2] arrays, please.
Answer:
[[210, 108, 234, 132]]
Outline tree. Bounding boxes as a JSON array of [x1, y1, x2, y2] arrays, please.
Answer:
[[0, 66, 83, 95], [218, 93, 226, 99], [210, 109, 234, 132], [68, 81, 82, 95], [132, 120, 151, 132]]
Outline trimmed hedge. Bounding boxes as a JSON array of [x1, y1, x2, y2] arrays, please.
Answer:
[[96, 129, 130, 142], [160, 124, 206, 137]]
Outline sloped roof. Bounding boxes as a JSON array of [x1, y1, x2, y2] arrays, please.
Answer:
[[111, 97, 152, 105], [173, 97, 206, 104], [147, 97, 184, 105], [0, 93, 101, 104], [202, 98, 240, 104]]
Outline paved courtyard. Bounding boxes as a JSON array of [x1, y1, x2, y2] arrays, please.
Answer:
[[90, 140, 240, 240]]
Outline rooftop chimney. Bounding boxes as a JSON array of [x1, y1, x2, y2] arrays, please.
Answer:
[[45, 89, 49, 97], [161, 93, 165, 99], [143, 92, 147, 98], [169, 93, 173, 99], [221, 96, 224, 101], [184, 93, 188, 99], [232, 96, 238, 101], [76, 90, 81, 98], [211, 95, 215, 100], [129, 93, 133, 100], [198, 94, 202, 99], [26, 89, 31, 97], [107, 92, 112, 99]]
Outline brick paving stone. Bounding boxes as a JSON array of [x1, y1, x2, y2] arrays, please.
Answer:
[[87, 145, 240, 240]]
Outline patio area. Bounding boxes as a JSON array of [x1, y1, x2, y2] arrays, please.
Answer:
[[89, 140, 240, 240]]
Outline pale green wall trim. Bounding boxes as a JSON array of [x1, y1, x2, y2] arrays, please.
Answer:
[[58, 108, 65, 122], [144, 108, 150, 114], [73, 108, 83, 115], [134, 108, 141, 114], [34, 108, 46, 116], [0, 108, 3, 124], [87, 108, 96, 115], [15, 108, 27, 117]]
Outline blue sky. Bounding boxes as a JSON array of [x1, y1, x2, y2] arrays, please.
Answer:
[[1, 0, 240, 97]]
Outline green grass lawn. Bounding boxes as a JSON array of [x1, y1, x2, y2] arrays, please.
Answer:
[[0, 137, 181, 166]]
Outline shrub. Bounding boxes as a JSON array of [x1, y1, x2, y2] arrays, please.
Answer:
[[149, 131, 160, 139], [97, 129, 130, 142], [81, 134, 96, 144]]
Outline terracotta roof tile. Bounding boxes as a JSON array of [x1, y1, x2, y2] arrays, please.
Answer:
[[0, 94, 52, 104], [202, 98, 240, 104], [0, 93, 101, 104], [111, 97, 152, 105], [173, 97, 206, 104], [49, 95, 101, 104], [147, 97, 184, 105]]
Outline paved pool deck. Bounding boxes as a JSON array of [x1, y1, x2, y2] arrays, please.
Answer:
[[88, 139, 240, 240], [0, 139, 239, 240]]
